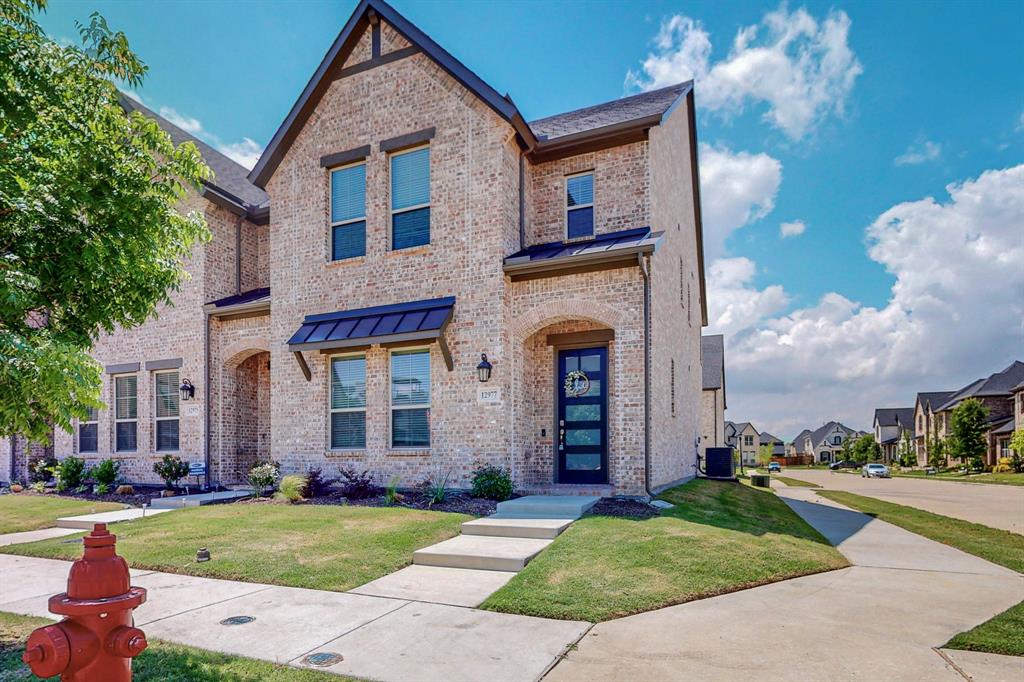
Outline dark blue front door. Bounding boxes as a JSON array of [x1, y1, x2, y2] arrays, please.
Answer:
[[557, 347, 608, 484]]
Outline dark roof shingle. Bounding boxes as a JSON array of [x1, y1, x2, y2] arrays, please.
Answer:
[[529, 83, 691, 141]]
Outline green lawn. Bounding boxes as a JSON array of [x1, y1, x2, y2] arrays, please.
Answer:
[[0, 611, 353, 681], [893, 470, 1024, 486], [944, 601, 1024, 657], [0, 494, 125, 534], [817, 490, 1024, 572], [0, 503, 468, 592], [773, 476, 821, 488], [481, 479, 848, 622]]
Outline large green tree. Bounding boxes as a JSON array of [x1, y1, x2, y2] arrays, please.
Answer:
[[850, 434, 881, 465], [947, 398, 989, 471], [1, 0, 210, 443]]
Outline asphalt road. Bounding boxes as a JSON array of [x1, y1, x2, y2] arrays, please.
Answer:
[[779, 468, 1024, 533]]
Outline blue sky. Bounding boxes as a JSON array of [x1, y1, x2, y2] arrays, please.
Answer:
[[39, 1, 1023, 436]]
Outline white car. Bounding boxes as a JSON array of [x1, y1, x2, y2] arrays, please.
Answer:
[[862, 463, 890, 478]]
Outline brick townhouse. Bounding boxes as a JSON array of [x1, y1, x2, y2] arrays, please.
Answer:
[[3, 0, 708, 498]]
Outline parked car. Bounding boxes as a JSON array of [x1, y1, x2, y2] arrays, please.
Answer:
[[768, 462, 781, 473], [862, 463, 890, 478], [829, 460, 858, 470]]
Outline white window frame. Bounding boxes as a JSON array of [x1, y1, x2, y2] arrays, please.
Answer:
[[328, 352, 367, 451], [78, 407, 99, 454], [390, 346, 431, 449], [154, 370, 180, 452], [389, 145, 431, 250], [329, 160, 367, 261], [565, 170, 594, 239], [114, 375, 138, 453]]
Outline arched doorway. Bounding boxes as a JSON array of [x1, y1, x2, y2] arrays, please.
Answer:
[[215, 341, 271, 485]]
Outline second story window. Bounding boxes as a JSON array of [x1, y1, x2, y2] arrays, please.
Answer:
[[79, 407, 99, 453], [155, 371, 180, 451], [391, 146, 430, 250], [330, 163, 367, 260], [114, 375, 137, 452], [566, 172, 594, 239]]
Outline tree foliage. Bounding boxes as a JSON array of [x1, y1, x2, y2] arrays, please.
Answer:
[[0, 0, 211, 442], [1009, 430, 1024, 473], [849, 434, 881, 465], [947, 399, 988, 470], [756, 444, 774, 467]]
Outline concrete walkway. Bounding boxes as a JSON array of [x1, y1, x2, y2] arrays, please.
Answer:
[[779, 468, 1024, 533], [546, 485, 1024, 681], [0, 553, 589, 681]]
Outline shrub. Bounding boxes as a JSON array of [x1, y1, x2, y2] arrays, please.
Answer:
[[303, 467, 334, 498], [274, 474, 307, 503], [93, 483, 109, 495], [29, 457, 57, 483], [30, 481, 46, 493], [382, 476, 402, 506], [423, 470, 451, 507], [90, 459, 120, 487], [56, 457, 87, 492], [338, 467, 375, 499], [249, 461, 280, 496], [471, 464, 513, 501], [153, 455, 190, 490]]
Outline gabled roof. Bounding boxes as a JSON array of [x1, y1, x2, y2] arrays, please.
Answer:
[[936, 361, 1024, 411], [791, 429, 811, 446], [874, 407, 915, 429], [808, 421, 858, 448], [916, 391, 956, 412], [759, 432, 782, 444], [701, 334, 725, 402], [120, 95, 269, 219], [530, 83, 690, 141]]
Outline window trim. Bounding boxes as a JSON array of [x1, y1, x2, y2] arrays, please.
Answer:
[[114, 374, 138, 453], [389, 144, 431, 250], [154, 369, 180, 452], [389, 346, 431, 449], [329, 159, 367, 262], [328, 351, 367, 451], [565, 170, 595, 240], [78, 407, 99, 454]]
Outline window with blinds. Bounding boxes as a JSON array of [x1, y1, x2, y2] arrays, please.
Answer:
[[155, 371, 180, 451], [391, 350, 430, 448], [330, 163, 366, 261], [566, 172, 594, 239], [390, 147, 430, 250], [114, 375, 137, 452], [330, 355, 366, 449], [79, 406, 99, 453]]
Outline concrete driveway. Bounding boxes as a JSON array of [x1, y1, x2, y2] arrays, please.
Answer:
[[779, 468, 1024, 533], [546, 487, 1024, 682]]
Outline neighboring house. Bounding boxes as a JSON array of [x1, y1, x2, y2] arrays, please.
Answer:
[[700, 335, 726, 454], [799, 421, 861, 464], [933, 361, 1024, 466], [725, 421, 760, 465], [912, 391, 955, 466], [5, 0, 708, 497], [872, 407, 915, 464], [787, 429, 811, 457], [758, 432, 785, 457]]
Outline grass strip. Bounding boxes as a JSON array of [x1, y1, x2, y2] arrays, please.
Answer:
[[944, 601, 1024, 657], [0, 495, 124, 534], [773, 476, 821, 488]]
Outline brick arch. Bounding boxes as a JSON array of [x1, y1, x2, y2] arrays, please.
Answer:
[[222, 337, 270, 369], [511, 299, 623, 342]]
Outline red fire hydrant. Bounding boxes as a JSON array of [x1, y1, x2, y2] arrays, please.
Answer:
[[22, 523, 148, 681]]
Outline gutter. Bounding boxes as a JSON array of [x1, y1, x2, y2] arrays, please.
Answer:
[[638, 252, 654, 498]]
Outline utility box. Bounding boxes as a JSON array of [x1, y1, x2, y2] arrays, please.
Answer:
[[704, 447, 736, 480], [750, 473, 771, 488]]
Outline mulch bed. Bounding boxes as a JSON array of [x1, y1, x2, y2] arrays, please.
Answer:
[[243, 489, 501, 516], [17, 485, 221, 509], [586, 498, 661, 519]]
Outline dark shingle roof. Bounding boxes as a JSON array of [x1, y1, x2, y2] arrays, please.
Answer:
[[874, 407, 915, 428], [701, 335, 725, 391], [759, 432, 782, 444], [937, 361, 1024, 411], [808, 421, 858, 448], [917, 391, 956, 411], [529, 82, 691, 141], [121, 95, 268, 209]]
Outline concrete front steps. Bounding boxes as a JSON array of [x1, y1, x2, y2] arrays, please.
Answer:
[[414, 535, 553, 572], [149, 489, 251, 509], [57, 507, 173, 529], [491, 494, 600, 519]]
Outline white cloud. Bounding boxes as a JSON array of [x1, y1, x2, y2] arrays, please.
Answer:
[[216, 138, 263, 170], [626, 4, 863, 140], [1016, 111, 1024, 132], [779, 220, 806, 238], [712, 164, 1024, 438], [698, 143, 782, 259], [158, 106, 203, 136], [894, 140, 941, 166]]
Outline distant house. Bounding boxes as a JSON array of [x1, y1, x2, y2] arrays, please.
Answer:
[[873, 408, 915, 464], [725, 421, 759, 465], [798, 422, 861, 464], [912, 391, 955, 466], [933, 361, 1024, 466], [787, 429, 811, 457], [758, 432, 785, 457], [700, 335, 726, 455]]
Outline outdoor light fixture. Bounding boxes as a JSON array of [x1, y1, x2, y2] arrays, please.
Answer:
[[179, 378, 196, 401], [196, 547, 210, 562], [476, 353, 493, 383]]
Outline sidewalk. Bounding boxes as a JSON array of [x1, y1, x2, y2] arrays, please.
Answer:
[[546, 485, 1024, 682], [0, 552, 588, 682]]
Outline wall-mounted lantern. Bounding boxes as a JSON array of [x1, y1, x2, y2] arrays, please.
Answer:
[[179, 378, 196, 401], [476, 354, 493, 383]]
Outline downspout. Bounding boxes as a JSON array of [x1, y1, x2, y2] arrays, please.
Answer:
[[204, 310, 211, 489], [638, 253, 654, 498]]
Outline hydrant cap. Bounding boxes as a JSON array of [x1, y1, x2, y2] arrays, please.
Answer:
[[66, 523, 131, 600], [23, 624, 70, 678]]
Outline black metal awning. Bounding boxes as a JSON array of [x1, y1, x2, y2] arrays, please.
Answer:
[[503, 227, 662, 280], [287, 297, 455, 377]]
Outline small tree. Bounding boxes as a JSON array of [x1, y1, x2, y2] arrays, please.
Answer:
[[947, 398, 988, 471], [838, 437, 853, 463], [756, 444, 774, 469], [153, 454, 189, 490], [927, 435, 947, 469], [897, 431, 915, 467], [1009, 430, 1024, 473]]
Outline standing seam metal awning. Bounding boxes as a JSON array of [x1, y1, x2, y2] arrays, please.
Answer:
[[287, 297, 455, 377]]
